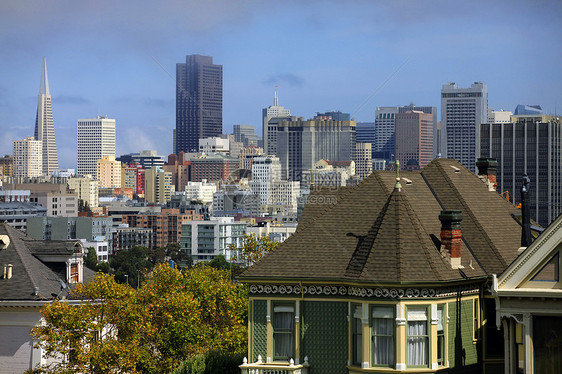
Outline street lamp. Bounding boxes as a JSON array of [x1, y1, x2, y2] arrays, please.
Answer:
[[125, 274, 129, 285]]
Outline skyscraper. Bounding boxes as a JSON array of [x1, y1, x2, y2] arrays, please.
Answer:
[[34, 57, 59, 175], [395, 111, 434, 169], [176, 55, 223, 153], [262, 88, 291, 155], [441, 82, 488, 171], [77, 116, 116, 177], [275, 118, 356, 181], [480, 115, 562, 227], [374, 106, 399, 160]]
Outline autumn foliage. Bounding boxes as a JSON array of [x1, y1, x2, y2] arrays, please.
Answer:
[[229, 233, 279, 266], [32, 264, 248, 374]]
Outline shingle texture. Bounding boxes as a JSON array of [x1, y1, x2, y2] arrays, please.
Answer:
[[0, 223, 78, 300], [241, 159, 524, 284]]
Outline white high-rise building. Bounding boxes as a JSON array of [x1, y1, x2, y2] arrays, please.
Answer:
[[13, 137, 43, 178], [250, 156, 300, 211], [77, 116, 116, 177], [262, 88, 292, 155], [184, 180, 217, 204], [34, 57, 59, 175], [441, 82, 488, 171]]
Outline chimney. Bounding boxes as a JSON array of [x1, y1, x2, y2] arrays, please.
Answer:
[[521, 174, 531, 248], [476, 158, 498, 191], [439, 210, 463, 269]]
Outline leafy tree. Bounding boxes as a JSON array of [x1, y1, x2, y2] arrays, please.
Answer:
[[78, 199, 92, 213], [150, 243, 192, 270], [209, 255, 243, 278], [110, 246, 152, 287], [32, 264, 248, 374], [228, 233, 280, 266], [84, 247, 98, 271]]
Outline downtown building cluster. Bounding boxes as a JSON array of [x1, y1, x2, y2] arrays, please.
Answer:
[[1, 54, 562, 374]]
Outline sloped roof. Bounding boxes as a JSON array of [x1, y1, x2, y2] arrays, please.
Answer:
[[241, 159, 523, 284], [0, 224, 66, 300]]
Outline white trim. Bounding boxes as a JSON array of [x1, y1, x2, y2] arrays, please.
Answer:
[[499, 215, 562, 289], [266, 300, 271, 323], [396, 363, 406, 370]]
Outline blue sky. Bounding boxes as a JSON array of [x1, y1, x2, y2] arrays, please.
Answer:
[[1, 0, 561, 169]]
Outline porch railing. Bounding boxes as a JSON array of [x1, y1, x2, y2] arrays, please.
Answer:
[[240, 355, 309, 374]]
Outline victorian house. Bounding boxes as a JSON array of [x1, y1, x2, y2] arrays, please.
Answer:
[[0, 223, 89, 373], [239, 158, 526, 374]]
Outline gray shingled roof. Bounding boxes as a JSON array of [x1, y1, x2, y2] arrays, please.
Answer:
[[0, 224, 74, 301], [240, 159, 524, 284]]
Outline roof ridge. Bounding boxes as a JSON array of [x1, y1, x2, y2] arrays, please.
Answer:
[[399, 192, 445, 281], [434, 162, 507, 270]]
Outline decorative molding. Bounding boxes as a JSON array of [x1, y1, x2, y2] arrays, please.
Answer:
[[396, 363, 406, 370], [248, 283, 480, 299], [499, 218, 562, 288]]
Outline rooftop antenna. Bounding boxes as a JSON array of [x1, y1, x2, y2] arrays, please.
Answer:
[[274, 86, 279, 106]]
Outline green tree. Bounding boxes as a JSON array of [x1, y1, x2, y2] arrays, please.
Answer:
[[84, 247, 98, 271], [110, 246, 152, 287], [78, 199, 92, 213], [32, 264, 248, 374], [229, 233, 280, 266]]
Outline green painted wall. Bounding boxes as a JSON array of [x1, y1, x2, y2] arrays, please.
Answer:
[[252, 300, 267, 362], [301, 301, 348, 374], [448, 299, 480, 373]]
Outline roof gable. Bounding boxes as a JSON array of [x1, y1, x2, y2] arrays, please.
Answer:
[[498, 214, 562, 290]]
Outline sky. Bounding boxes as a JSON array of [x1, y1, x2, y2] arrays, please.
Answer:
[[1, 0, 561, 169]]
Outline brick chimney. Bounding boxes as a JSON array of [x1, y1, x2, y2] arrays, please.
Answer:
[[476, 158, 498, 192], [439, 210, 463, 269]]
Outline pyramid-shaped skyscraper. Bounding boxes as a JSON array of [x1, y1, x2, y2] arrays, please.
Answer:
[[34, 57, 59, 175]]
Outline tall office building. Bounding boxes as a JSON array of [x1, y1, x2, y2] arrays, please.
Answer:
[[355, 143, 372, 179], [34, 57, 59, 175], [77, 116, 116, 177], [480, 115, 562, 227], [374, 107, 399, 160], [176, 54, 222, 153], [395, 111, 434, 169], [398, 104, 438, 157], [356, 122, 376, 145], [441, 82, 488, 171], [13, 137, 43, 178], [262, 88, 292, 155], [275, 118, 356, 181], [96, 156, 122, 188]]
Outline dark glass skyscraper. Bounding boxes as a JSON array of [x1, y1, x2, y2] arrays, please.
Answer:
[[175, 55, 222, 153]]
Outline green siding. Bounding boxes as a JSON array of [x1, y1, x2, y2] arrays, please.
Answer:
[[448, 299, 480, 373], [252, 300, 267, 362], [302, 301, 348, 374]]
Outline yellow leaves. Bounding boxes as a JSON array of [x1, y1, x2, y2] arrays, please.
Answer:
[[33, 263, 248, 374]]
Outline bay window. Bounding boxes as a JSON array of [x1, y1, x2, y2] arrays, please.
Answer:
[[372, 306, 395, 366], [407, 307, 429, 367], [437, 305, 445, 366], [273, 304, 294, 360]]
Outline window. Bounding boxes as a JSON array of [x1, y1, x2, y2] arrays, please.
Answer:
[[407, 307, 429, 367], [273, 305, 294, 360], [70, 263, 79, 283], [437, 305, 445, 366], [372, 306, 394, 366], [352, 305, 363, 366]]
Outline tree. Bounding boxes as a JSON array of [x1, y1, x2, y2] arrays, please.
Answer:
[[229, 233, 280, 266], [78, 199, 92, 213], [110, 246, 152, 287], [32, 264, 248, 374], [84, 247, 98, 271]]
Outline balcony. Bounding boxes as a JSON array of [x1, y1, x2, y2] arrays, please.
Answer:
[[240, 356, 309, 374]]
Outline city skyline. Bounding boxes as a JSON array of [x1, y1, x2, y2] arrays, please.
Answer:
[[1, 0, 561, 169]]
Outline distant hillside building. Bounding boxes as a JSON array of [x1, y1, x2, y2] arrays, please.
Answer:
[[0, 155, 13, 177]]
